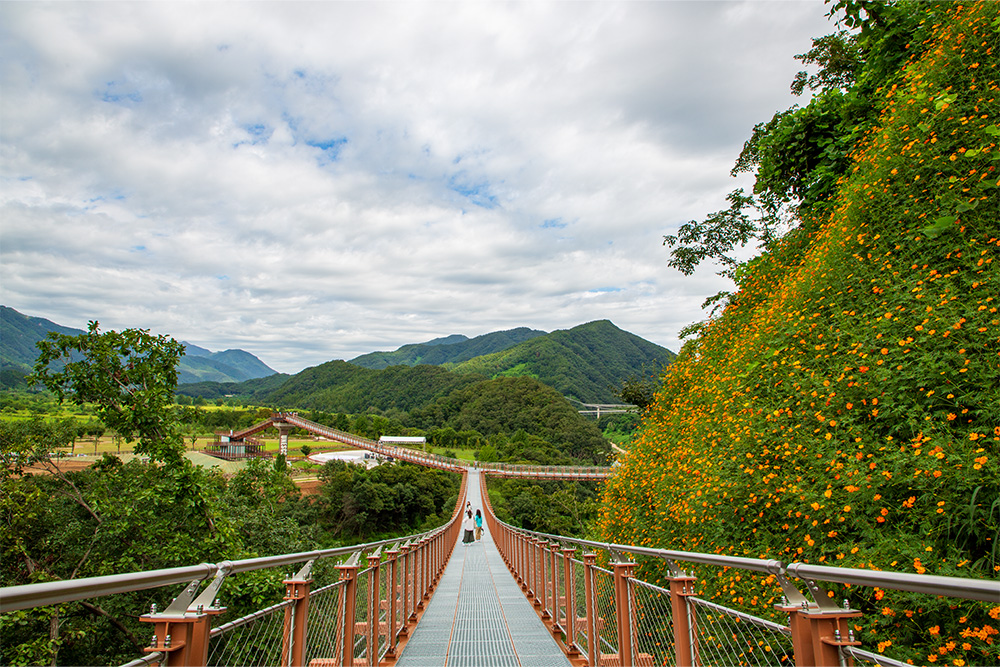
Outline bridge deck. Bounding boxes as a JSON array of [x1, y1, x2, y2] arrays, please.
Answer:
[[396, 471, 570, 667]]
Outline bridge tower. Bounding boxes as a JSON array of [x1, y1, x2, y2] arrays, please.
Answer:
[[275, 421, 293, 457]]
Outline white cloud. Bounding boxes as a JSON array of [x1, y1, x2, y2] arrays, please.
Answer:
[[1, 1, 833, 373]]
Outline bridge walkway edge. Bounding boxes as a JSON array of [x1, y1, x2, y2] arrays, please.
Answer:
[[394, 470, 571, 667]]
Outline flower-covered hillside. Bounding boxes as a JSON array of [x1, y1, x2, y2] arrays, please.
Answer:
[[601, 4, 998, 664]]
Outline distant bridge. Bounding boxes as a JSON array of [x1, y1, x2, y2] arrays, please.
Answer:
[[575, 402, 635, 418], [218, 412, 613, 480]]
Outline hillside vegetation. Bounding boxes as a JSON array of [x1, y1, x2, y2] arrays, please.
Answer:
[[451, 320, 675, 403], [601, 4, 999, 664], [349, 327, 545, 369], [260, 361, 485, 414]]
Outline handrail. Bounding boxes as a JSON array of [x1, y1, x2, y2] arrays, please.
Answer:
[[491, 524, 1000, 603], [785, 561, 999, 603], [479, 475, 1000, 667]]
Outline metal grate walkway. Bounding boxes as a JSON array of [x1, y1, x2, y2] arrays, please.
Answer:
[[396, 471, 571, 667]]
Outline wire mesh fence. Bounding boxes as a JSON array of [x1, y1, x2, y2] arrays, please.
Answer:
[[687, 596, 793, 667], [206, 597, 295, 667], [572, 557, 588, 656], [629, 578, 677, 667], [556, 549, 568, 636], [304, 579, 346, 664], [841, 644, 914, 667], [593, 565, 619, 664], [376, 560, 389, 662], [352, 566, 372, 663]]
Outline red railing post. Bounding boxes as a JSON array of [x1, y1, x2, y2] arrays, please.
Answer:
[[139, 580, 217, 667], [669, 575, 698, 667], [538, 539, 550, 619], [531, 539, 543, 612], [613, 560, 636, 667], [336, 555, 360, 667], [583, 553, 598, 667], [366, 551, 381, 666], [281, 574, 312, 667], [141, 614, 207, 667], [414, 538, 425, 611], [782, 603, 862, 667], [419, 537, 430, 605], [550, 543, 562, 635]]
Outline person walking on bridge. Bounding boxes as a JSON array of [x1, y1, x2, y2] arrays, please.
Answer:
[[462, 509, 475, 545], [474, 509, 483, 540]]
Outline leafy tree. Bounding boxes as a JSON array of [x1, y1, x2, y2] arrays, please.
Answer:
[[30, 322, 186, 463], [664, 0, 949, 293], [613, 4, 1000, 663]]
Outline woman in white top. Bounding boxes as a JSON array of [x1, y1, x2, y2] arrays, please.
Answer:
[[462, 510, 475, 545]]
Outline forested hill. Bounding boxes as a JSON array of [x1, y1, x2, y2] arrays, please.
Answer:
[[349, 327, 546, 369], [602, 4, 998, 663], [449, 320, 675, 403], [254, 361, 485, 414]]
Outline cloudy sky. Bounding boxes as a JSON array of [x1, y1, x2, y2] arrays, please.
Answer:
[[1, 1, 835, 373]]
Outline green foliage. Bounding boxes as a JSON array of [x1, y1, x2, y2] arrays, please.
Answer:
[[316, 460, 459, 539], [607, 4, 1000, 664], [450, 320, 675, 403], [409, 376, 611, 465], [29, 322, 186, 463], [487, 477, 600, 537], [262, 361, 484, 414], [349, 328, 545, 369], [664, 0, 951, 284]]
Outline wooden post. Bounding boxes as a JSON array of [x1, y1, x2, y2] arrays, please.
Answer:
[[366, 552, 381, 666], [336, 559, 359, 667], [613, 561, 636, 667], [281, 577, 312, 667], [583, 554, 598, 667], [781, 604, 862, 667], [669, 576, 697, 667]]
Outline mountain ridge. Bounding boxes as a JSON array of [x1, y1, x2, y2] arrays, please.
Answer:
[[0, 306, 277, 386], [349, 327, 546, 369]]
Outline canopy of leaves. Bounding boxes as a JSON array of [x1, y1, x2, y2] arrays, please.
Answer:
[[29, 323, 185, 463], [257, 361, 484, 414], [409, 376, 612, 465], [664, 0, 953, 285]]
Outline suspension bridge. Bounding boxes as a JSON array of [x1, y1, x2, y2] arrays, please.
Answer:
[[2, 414, 996, 667]]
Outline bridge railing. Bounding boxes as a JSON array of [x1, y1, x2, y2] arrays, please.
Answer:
[[479, 476, 999, 667], [1, 472, 467, 667]]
